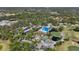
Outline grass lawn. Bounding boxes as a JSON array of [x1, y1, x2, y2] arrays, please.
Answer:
[[68, 46, 79, 51], [51, 32, 61, 37]]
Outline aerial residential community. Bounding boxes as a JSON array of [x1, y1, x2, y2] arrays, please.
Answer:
[[0, 7, 79, 51]]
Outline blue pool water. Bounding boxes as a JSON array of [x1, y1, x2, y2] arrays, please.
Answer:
[[42, 27, 49, 32], [41, 26, 49, 33]]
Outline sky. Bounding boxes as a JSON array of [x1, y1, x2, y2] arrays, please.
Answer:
[[0, 0, 79, 7]]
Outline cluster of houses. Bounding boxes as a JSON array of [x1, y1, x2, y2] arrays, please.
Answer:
[[19, 23, 65, 50]]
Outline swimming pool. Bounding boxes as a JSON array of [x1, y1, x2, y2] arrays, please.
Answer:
[[40, 26, 50, 33]]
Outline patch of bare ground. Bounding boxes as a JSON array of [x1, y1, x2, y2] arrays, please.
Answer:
[[0, 40, 10, 51]]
